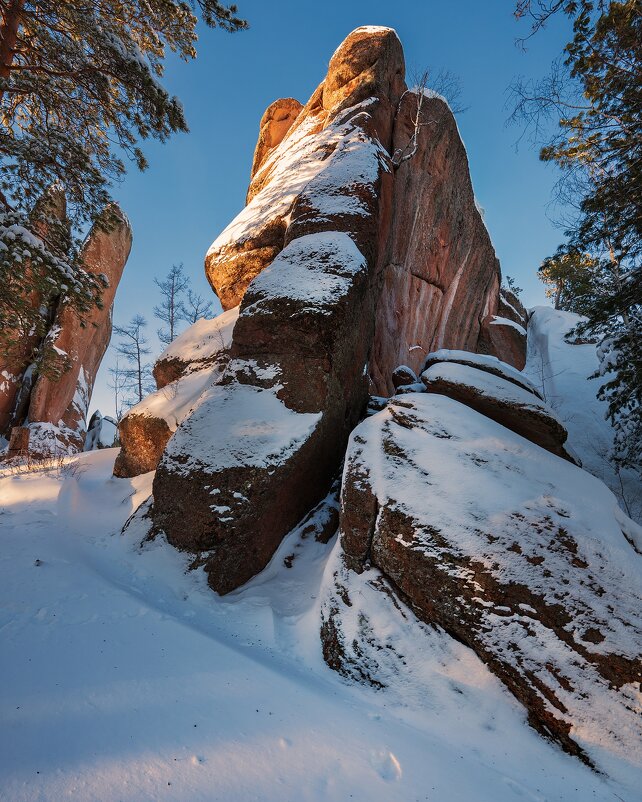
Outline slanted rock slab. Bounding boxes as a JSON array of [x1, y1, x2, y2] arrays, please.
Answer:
[[335, 392, 642, 768]]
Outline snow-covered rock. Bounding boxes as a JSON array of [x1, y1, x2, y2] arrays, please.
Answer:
[[422, 348, 541, 397], [114, 307, 238, 478], [152, 306, 238, 389], [328, 392, 642, 773], [421, 361, 572, 461]]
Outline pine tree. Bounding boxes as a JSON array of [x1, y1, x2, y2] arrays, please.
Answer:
[[0, 1, 246, 369], [538, 247, 602, 313], [514, 1, 642, 475], [154, 263, 189, 345]]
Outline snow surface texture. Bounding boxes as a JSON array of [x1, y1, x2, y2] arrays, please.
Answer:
[[161, 380, 321, 478], [157, 306, 238, 366], [525, 307, 642, 524], [123, 307, 238, 432], [330, 393, 641, 787], [1, 449, 639, 801]]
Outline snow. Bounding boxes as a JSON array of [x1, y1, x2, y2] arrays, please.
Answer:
[[131, 368, 222, 430], [161, 381, 322, 476], [241, 231, 367, 316], [157, 306, 238, 365], [489, 315, 527, 336], [422, 361, 562, 424], [423, 348, 541, 397], [524, 306, 642, 522], [1, 449, 638, 801]]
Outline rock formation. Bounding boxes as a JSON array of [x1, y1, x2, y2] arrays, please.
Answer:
[[0, 186, 69, 438], [108, 26, 642, 777], [1, 201, 131, 456], [145, 26, 527, 595], [325, 392, 641, 766], [114, 307, 237, 477]]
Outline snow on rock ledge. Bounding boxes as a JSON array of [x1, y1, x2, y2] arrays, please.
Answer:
[[329, 392, 642, 772], [114, 308, 238, 478], [422, 348, 541, 398], [421, 361, 573, 461]]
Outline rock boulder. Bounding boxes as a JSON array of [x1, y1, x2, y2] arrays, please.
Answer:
[[331, 392, 642, 767]]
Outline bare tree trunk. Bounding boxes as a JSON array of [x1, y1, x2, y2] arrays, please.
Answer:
[[0, 0, 25, 101], [136, 342, 143, 403]]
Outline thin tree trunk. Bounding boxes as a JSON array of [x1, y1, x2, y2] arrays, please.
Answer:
[[0, 0, 25, 102]]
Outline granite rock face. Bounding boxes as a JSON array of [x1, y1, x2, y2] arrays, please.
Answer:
[[328, 392, 642, 767], [370, 91, 502, 395], [1, 200, 131, 456], [25, 206, 132, 455], [149, 26, 524, 595]]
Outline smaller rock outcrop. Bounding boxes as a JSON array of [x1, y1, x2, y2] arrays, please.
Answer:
[[23, 205, 132, 456], [422, 349, 541, 398], [1, 201, 131, 457], [114, 307, 237, 478]]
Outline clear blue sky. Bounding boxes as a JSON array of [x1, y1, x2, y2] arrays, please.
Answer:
[[93, 0, 572, 418]]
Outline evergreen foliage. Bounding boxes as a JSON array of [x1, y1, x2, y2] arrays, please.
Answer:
[[514, 1, 642, 474], [0, 0, 245, 374]]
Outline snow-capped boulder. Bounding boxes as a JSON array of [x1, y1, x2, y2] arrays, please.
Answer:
[[421, 361, 572, 461], [329, 392, 642, 768], [84, 411, 118, 450], [391, 364, 418, 389], [114, 308, 237, 478], [422, 348, 542, 398], [152, 307, 238, 389]]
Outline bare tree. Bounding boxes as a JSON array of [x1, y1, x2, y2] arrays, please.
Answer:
[[107, 357, 128, 421], [154, 263, 190, 345], [392, 68, 467, 168], [112, 315, 154, 407], [180, 289, 214, 324]]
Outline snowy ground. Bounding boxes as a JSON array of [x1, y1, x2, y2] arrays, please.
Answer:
[[1, 449, 638, 801]]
